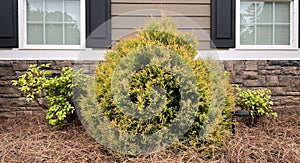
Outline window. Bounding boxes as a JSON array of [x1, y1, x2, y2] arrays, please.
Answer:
[[236, 0, 298, 48], [19, 0, 85, 49]]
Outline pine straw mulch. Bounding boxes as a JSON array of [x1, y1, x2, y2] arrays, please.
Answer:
[[0, 108, 299, 162]]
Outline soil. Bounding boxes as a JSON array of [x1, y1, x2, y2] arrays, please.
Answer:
[[0, 108, 299, 162]]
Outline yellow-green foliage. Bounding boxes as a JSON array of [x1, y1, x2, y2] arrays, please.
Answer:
[[12, 64, 85, 126], [94, 17, 234, 150], [236, 86, 277, 118]]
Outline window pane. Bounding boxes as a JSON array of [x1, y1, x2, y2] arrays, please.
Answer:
[[240, 0, 291, 46], [26, 0, 81, 46], [240, 2, 255, 25], [257, 2, 273, 23], [27, 24, 44, 44], [275, 2, 290, 23], [27, 0, 43, 21], [275, 25, 290, 45], [240, 25, 255, 45], [65, 1, 80, 23], [45, 0, 63, 22], [65, 24, 80, 45], [256, 25, 273, 45], [46, 24, 63, 44]]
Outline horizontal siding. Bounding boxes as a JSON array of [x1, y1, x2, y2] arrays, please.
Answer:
[[112, 17, 210, 29], [112, 40, 211, 49], [112, 4, 210, 16], [112, 0, 211, 4], [112, 29, 211, 41], [111, 0, 211, 49]]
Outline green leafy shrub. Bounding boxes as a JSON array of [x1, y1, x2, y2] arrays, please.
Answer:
[[235, 86, 278, 118], [12, 64, 85, 126], [79, 17, 234, 154]]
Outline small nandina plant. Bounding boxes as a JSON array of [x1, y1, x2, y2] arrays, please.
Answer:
[[12, 64, 85, 126], [235, 85, 278, 119]]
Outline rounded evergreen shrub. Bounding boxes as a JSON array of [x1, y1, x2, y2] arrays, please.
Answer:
[[77, 17, 234, 155]]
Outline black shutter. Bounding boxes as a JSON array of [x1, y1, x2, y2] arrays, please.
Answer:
[[0, 0, 18, 48], [86, 0, 111, 48], [211, 0, 235, 48]]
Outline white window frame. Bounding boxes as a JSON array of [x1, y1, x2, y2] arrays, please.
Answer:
[[18, 0, 86, 49], [236, 0, 298, 49]]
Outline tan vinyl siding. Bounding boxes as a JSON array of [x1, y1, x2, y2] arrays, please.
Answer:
[[111, 0, 211, 49], [112, 29, 211, 41], [112, 4, 210, 16], [112, 0, 211, 4]]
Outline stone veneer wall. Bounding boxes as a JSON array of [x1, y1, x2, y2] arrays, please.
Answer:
[[224, 60, 300, 110], [0, 60, 299, 119], [0, 61, 73, 119]]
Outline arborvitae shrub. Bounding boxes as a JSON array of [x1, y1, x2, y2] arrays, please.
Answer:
[[80, 17, 234, 155]]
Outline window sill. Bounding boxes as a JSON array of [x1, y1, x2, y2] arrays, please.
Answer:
[[234, 48, 299, 51], [20, 45, 85, 50], [199, 49, 300, 60], [0, 48, 299, 61], [0, 48, 106, 60]]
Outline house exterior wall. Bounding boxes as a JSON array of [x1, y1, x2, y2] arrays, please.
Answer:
[[0, 60, 299, 119], [0, 1, 299, 119]]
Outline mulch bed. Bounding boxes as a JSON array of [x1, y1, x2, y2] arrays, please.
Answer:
[[225, 108, 300, 163], [0, 108, 299, 162]]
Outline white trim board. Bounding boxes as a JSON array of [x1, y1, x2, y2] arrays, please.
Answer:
[[0, 49, 106, 60], [0, 49, 299, 60], [200, 49, 300, 60]]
